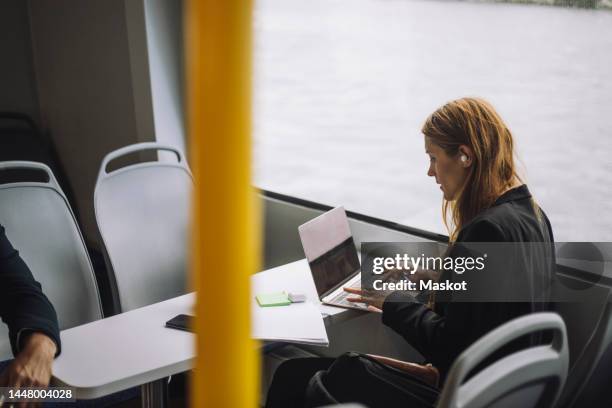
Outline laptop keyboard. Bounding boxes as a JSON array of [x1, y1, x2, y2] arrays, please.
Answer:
[[329, 280, 361, 306]]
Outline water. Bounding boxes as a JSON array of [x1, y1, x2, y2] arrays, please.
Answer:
[[253, 0, 612, 241]]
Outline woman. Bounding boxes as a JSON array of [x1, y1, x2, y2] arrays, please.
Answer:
[[266, 97, 555, 407]]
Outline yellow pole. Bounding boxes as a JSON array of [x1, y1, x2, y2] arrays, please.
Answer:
[[186, 0, 259, 407]]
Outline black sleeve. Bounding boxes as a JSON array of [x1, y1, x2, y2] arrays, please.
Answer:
[[0, 225, 61, 357], [381, 219, 506, 375]]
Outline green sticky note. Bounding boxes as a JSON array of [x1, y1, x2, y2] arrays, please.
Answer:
[[256, 292, 291, 307]]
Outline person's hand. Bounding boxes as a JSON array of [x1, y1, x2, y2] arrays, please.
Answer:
[[0, 332, 56, 406], [379, 265, 439, 285], [343, 287, 390, 313], [408, 268, 440, 284], [379, 267, 406, 283], [367, 354, 439, 387]]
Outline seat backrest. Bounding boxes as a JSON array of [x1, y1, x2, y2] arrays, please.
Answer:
[[0, 112, 79, 220], [437, 312, 568, 408], [94, 143, 192, 312], [554, 281, 612, 407], [568, 298, 612, 407], [0, 161, 102, 360], [552, 274, 609, 365]]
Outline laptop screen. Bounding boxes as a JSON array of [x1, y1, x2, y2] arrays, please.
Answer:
[[298, 207, 360, 297]]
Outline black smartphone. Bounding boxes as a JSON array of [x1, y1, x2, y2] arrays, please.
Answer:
[[165, 314, 194, 332]]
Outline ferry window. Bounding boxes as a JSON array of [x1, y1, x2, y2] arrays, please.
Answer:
[[253, 0, 612, 241]]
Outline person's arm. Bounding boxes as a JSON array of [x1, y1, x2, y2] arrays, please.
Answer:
[[381, 219, 506, 374], [381, 292, 475, 374], [0, 225, 61, 393], [0, 226, 61, 357]]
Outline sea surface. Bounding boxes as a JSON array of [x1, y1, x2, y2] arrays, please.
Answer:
[[253, 0, 612, 241]]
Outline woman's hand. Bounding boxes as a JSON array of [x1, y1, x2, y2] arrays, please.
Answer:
[[408, 268, 441, 284], [0, 332, 56, 398], [344, 287, 390, 313], [367, 354, 439, 387], [380, 265, 440, 285]]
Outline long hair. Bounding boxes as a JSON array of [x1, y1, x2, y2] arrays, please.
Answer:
[[422, 97, 526, 241]]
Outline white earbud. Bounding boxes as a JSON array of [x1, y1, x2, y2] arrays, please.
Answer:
[[460, 155, 468, 163]]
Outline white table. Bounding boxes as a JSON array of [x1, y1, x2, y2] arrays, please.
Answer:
[[52, 293, 194, 406], [251, 258, 362, 325], [51, 258, 361, 407]]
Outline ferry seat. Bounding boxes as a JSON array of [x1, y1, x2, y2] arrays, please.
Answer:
[[94, 143, 192, 313], [0, 161, 102, 360], [553, 274, 612, 407], [0, 112, 78, 221], [437, 312, 568, 408]]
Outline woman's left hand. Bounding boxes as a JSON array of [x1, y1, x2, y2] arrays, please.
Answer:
[[344, 287, 390, 313]]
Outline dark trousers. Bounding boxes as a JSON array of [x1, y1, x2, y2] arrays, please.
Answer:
[[266, 357, 439, 408], [266, 357, 335, 408]]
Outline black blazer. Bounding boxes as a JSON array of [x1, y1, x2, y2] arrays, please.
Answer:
[[382, 185, 554, 381], [0, 225, 61, 357]]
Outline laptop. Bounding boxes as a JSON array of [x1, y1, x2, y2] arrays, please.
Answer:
[[298, 206, 368, 311]]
